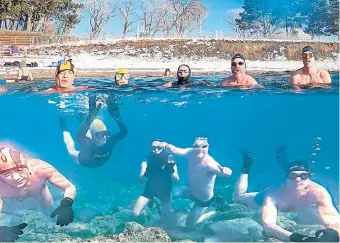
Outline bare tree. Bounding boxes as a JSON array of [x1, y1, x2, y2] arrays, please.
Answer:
[[117, 0, 136, 39], [161, 0, 208, 37], [137, 0, 167, 37], [86, 0, 117, 39], [224, 10, 245, 37]]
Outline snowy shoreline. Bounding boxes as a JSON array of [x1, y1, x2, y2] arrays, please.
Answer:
[[1, 54, 339, 79]]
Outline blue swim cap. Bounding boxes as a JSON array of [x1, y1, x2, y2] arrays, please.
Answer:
[[302, 46, 316, 54]]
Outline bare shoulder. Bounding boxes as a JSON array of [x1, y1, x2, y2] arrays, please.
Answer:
[[246, 75, 258, 84], [29, 158, 56, 176]]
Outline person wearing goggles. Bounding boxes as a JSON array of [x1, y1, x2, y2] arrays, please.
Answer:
[[114, 68, 130, 86], [290, 46, 331, 86], [233, 146, 340, 242], [59, 94, 128, 168], [164, 137, 232, 227], [0, 145, 76, 227], [133, 139, 179, 223], [219, 53, 258, 87]]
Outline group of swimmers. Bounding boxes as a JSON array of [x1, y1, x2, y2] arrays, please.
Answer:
[[0, 45, 333, 94], [0, 44, 338, 242], [0, 135, 339, 242]]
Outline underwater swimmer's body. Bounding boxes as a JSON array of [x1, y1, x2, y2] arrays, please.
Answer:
[[60, 95, 128, 168], [165, 137, 232, 227], [0, 146, 76, 226], [133, 140, 179, 219], [234, 148, 340, 242], [42, 60, 88, 93]]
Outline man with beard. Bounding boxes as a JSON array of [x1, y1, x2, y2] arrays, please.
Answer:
[[164, 137, 232, 227]]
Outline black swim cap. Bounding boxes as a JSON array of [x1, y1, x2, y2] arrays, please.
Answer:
[[231, 53, 245, 62], [302, 46, 316, 54], [287, 159, 311, 173], [177, 64, 191, 84]]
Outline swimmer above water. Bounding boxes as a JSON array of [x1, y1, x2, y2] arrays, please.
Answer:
[[219, 53, 258, 87], [17, 60, 33, 82], [165, 137, 232, 227], [133, 139, 179, 221], [290, 46, 331, 87], [42, 60, 88, 93], [59, 94, 128, 168], [114, 68, 130, 86], [234, 148, 340, 242], [0, 145, 76, 227]]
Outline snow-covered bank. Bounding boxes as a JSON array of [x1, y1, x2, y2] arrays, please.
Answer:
[[1, 53, 339, 77]]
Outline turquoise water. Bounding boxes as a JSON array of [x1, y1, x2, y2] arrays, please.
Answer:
[[0, 72, 338, 241]]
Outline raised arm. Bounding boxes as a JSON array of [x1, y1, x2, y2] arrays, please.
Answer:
[[106, 97, 128, 144], [165, 144, 192, 156], [76, 95, 102, 146]]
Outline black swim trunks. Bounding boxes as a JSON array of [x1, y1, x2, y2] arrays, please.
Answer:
[[190, 195, 226, 208]]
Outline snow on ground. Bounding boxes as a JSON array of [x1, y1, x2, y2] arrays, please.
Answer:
[[1, 53, 338, 75]]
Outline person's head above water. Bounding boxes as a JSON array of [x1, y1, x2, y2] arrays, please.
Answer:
[[177, 64, 191, 84], [86, 119, 108, 146], [285, 159, 312, 189], [55, 60, 76, 89], [0, 146, 30, 188], [231, 53, 246, 76], [115, 68, 130, 86], [301, 45, 316, 68], [164, 68, 171, 77]]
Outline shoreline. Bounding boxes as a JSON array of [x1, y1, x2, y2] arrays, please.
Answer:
[[2, 67, 339, 80]]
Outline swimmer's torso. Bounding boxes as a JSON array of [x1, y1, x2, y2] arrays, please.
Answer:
[[294, 68, 325, 85], [78, 138, 115, 168], [187, 154, 216, 201], [267, 181, 320, 212]]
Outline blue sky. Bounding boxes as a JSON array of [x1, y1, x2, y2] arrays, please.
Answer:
[[73, 0, 244, 37]]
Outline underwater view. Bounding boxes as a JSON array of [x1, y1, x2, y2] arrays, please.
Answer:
[[0, 73, 339, 242]]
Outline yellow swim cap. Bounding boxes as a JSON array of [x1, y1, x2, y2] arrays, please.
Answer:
[[86, 119, 107, 139], [55, 60, 76, 76], [117, 68, 129, 74]]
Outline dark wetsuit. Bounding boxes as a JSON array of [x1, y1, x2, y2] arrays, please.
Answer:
[[78, 123, 127, 168], [142, 154, 174, 202]]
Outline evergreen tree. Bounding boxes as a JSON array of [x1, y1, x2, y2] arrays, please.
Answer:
[[327, 0, 339, 38], [304, 0, 330, 39]]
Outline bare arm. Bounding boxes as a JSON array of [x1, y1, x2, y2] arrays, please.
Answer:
[[316, 188, 340, 232], [165, 144, 192, 156], [159, 81, 173, 88], [139, 161, 147, 183], [261, 196, 292, 241], [0, 198, 3, 213], [208, 159, 232, 177], [39, 160, 76, 199]]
